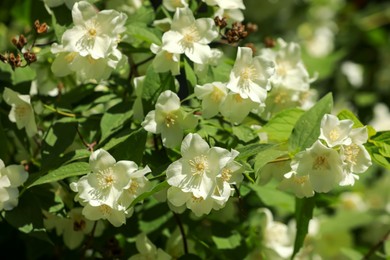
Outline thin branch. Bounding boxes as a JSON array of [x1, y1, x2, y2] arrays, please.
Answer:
[[363, 229, 390, 259], [172, 212, 188, 255], [43, 104, 76, 117]]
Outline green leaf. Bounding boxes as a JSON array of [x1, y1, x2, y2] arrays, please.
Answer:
[[126, 23, 162, 45], [292, 197, 315, 259], [259, 108, 304, 142], [184, 58, 197, 87], [212, 232, 241, 250], [289, 93, 333, 152], [338, 109, 377, 137], [254, 148, 288, 178], [340, 248, 364, 260], [249, 183, 294, 213], [232, 125, 258, 143], [100, 101, 133, 142], [27, 162, 90, 189], [11, 66, 36, 85], [127, 6, 156, 24], [4, 188, 52, 244], [41, 117, 78, 171], [236, 143, 275, 161], [128, 181, 170, 209]]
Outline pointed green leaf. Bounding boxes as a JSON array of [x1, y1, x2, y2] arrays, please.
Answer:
[[289, 93, 333, 152], [184, 58, 197, 87]]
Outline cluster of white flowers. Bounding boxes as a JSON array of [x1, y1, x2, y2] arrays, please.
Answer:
[[3, 87, 37, 137], [166, 133, 243, 216], [151, 7, 218, 74], [142, 90, 198, 148], [51, 1, 127, 82], [195, 46, 274, 124], [279, 114, 372, 198], [43, 207, 105, 249], [70, 149, 151, 226], [260, 38, 316, 118], [0, 159, 28, 211]]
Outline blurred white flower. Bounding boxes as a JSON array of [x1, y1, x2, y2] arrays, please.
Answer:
[[261, 39, 312, 91], [194, 81, 228, 118], [129, 233, 172, 260], [0, 159, 28, 211], [219, 92, 260, 124], [163, 0, 188, 12], [370, 103, 390, 131], [202, 0, 245, 10], [278, 171, 315, 198], [43, 208, 105, 249], [161, 7, 218, 64], [3, 88, 38, 137], [227, 47, 274, 104], [341, 61, 364, 88], [142, 90, 198, 148]]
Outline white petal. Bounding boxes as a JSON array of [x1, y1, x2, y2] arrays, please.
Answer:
[[89, 149, 116, 173]]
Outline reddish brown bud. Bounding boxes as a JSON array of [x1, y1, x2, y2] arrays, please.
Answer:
[[264, 37, 276, 48], [34, 20, 48, 34]]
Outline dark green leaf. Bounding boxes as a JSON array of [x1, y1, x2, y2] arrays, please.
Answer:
[[128, 181, 170, 209], [184, 58, 197, 87], [249, 183, 294, 213], [100, 100, 133, 142], [289, 93, 333, 152], [27, 162, 90, 189], [292, 197, 315, 259], [109, 128, 147, 164]]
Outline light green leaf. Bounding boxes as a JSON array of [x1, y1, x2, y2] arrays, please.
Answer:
[[12, 66, 36, 85], [27, 162, 90, 189], [249, 183, 294, 213], [289, 93, 333, 152], [184, 58, 197, 87], [127, 23, 162, 45], [254, 148, 288, 178], [128, 181, 170, 209], [340, 248, 364, 260], [292, 197, 315, 259], [232, 125, 258, 143], [212, 232, 241, 250], [259, 108, 304, 142], [236, 143, 275, 161]]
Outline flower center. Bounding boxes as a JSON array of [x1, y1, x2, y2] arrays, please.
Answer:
[[182, 25, 199, 46], [97, 167, 115, 189], [164, 51, 174, 60], [99, 204, 112, 216], [127, 180, 139, 195], [221, 168, 232, 182], [211, 86, 225, 102], [240, 66, 256, 81], [233, 94, 244, 103], [343, 144, 359, 165], [14, 105, 28, 121], [165, 113, 178, 128], [88, 28, 97, 37], [73, 219, 86, 231], [313, 155, 330, 170], [191, 195, 204, 203], [329, 129, 340, 142], [189, 155, 208, 176], [65, 52, 77, 63], [274, 91, 288, 104], [292, 175, 309, 184]]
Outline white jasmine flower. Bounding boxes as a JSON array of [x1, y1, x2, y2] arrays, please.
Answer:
[[227, 47, 274, 104], [105, 0, 143, 15], [319, 114, 353, 148], [278, 171, 315, 198], [3, 88, 38, 137], [194, 82, 227, 118], [167, 187, 215, 216], [202, 0, 245, 10], [129, 233, 172, 260], [194, 48, 223, 78], [61, 1, 127, 59], [150, 43, 181, 76], [260, 208, 293, 259], [0, 159, 28, 211], [260, 39, 312, 91], [294, 140, 344, 193], [82, 203, 129, 227], [214, 7, 244, 22], [141, 90, 198, 148], [43, 208, 105, 249], [161, 7, 218, 64], [339, 127, 372, 186], [166, 133, 232, 199], [341, 61, 364, 88], [219, 92, 260, 124], [163, 0, 188, 12], [51, 1, 127, 82]]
